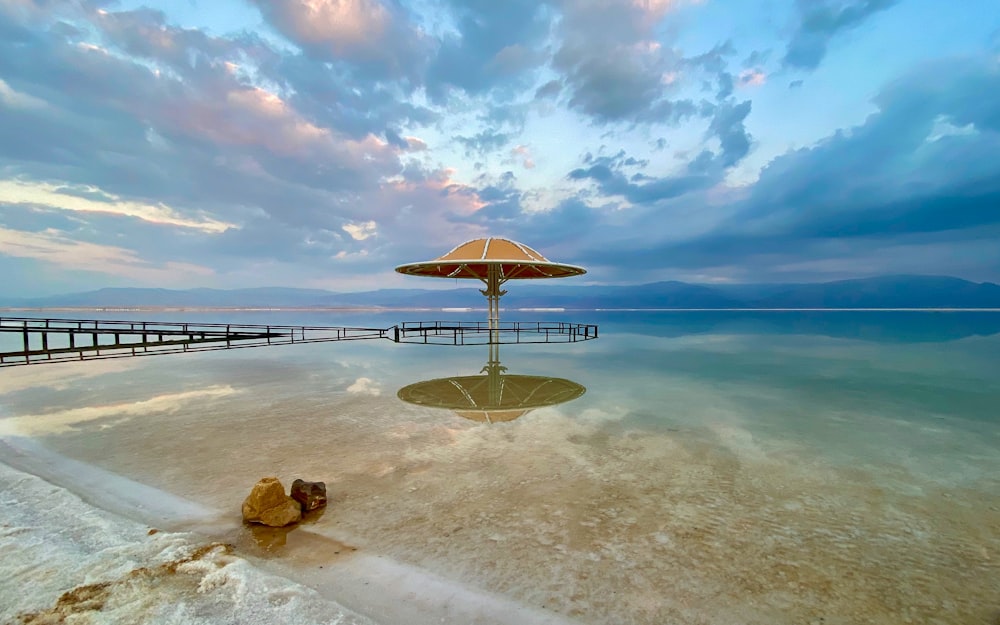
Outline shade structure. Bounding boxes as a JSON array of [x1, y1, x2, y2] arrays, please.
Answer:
[[395, 237, 586, 336]]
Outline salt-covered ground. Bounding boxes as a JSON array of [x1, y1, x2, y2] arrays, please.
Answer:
[[0, 460, 375, 625], [0, 438, 582, 625]]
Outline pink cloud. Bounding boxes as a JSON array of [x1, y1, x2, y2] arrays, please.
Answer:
[[739, 68, 767, 87], [265, 0, 389, 51]]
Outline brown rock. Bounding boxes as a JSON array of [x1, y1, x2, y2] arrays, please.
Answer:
[[291, 479, 328, 511], [242, 477, 302, 527]]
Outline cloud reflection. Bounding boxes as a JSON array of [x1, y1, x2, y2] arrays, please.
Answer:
[[0, 386, 239, 436]]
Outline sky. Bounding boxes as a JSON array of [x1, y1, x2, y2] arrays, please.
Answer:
[[1, 0, 999, 296]]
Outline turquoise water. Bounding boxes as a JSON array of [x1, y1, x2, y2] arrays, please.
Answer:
[[2, 310, 999, 624]]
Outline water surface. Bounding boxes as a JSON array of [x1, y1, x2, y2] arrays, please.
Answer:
[[2, 310, 998, 624]]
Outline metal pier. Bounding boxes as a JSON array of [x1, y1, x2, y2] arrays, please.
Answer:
[[0, 317, 390, 366], [0, 317, 599, 367]]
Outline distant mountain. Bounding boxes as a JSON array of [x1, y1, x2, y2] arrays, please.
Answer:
[[751, 275, 1000, 309], [3, 275, 1000, 310], [504, 281, 740, 309]]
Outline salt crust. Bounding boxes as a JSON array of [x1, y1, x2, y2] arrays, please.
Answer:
[[0, 443, 583, 625], [0, 460, 375, 625]]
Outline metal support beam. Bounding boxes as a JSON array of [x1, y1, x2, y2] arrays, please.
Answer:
[[479, 263, 509, 344]]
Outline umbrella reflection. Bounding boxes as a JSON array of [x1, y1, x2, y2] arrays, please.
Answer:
[[397, 344, 585, 423]]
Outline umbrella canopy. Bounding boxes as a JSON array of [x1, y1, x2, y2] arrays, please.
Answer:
[[395, 237, 586, 333], [394, 237, 585, 281]]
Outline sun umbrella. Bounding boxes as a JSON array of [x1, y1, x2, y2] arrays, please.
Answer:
[[394, 237, 586, 332]]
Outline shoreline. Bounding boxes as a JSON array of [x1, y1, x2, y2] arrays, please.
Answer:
[[0, 437, 580, 625]]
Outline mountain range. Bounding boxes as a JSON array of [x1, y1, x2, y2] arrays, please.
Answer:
[[3, 275, 1000, 310]]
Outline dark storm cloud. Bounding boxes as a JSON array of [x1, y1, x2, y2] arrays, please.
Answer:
[[783, 0, 899, 70]]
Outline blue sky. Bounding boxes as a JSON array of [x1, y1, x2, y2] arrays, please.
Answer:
[[1, 0, 999, 296]]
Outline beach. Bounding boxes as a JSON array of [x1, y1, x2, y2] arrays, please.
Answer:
[[2, 311, 999, 624]]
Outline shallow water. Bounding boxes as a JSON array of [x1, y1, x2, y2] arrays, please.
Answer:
[[2, 310, 999, 624]]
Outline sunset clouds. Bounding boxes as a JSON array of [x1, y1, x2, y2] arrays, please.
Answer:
[[1, 0, 998, 295]]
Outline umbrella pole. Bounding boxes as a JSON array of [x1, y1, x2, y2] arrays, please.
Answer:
[[483, 264, 501, 343]]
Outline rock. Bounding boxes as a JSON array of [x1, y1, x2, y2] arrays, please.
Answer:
[[291, 479, 327, 511], [242, 477, 302, 527]]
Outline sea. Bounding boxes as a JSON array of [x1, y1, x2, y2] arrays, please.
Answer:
[[1, 310, 998, 625]]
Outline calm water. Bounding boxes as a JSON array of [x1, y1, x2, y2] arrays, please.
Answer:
[[2, 310, 999, 624]]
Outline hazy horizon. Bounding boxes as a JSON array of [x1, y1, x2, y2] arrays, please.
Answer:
[[6, 272, 1000, 301]]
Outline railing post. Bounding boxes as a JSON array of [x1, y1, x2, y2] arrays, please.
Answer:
[[22, 321, 29, 363]]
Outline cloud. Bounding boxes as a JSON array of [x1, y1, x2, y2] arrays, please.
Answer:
[[568, 155, 715, 204], [579, 55, 1000, 281], [552, 0, 679, 122], [738, 69, 766, 87], [783, 0, 899, 71], [0, 226, 215, 282], [0, 386, 238, 436], [455, 129, 514, 156], [0, 2, 444, 288], [0, 179, 233, 232], [426, 0, 551, 99], [1, 0, 996, 293], [565, 96, 751, 205], [248, 0, 429, 82], [0, 77, 49, 109], [510, 145, 535, 169], [343, 220, 377, 240], [707, 99, 753, 167], [346, 377, 380, 396]]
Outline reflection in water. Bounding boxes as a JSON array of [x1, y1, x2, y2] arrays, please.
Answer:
[[244, 507, 327, 551], [397, 344, 586, 423], [588, 309, 1000, 343]]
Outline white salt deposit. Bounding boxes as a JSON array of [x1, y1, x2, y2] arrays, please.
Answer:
[[0, 461, 375, 625], [0, 441, 584, 625]]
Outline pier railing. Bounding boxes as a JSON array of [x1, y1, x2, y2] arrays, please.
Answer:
[[0, 317, 390, 366], [0, 316, 599, 366], [394, 320, 598, 345]]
